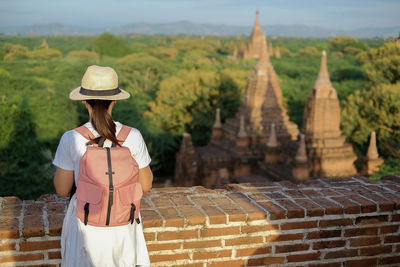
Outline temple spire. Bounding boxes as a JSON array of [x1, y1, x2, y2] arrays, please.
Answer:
[[367, 131, 379, 160], [295, 134, 307, 164], [255, 10, 260, 28], [213, 108, 222, 128], [238, 115, 247, 137], [267, 123, 279, 147], [314, 51, 332, 90]]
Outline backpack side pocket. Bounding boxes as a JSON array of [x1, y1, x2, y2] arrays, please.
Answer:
[[115, 182, 143, 224], [76, 180, 104, 225]]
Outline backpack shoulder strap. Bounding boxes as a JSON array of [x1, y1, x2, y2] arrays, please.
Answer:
[[117, 125, 132, 145], [75, 125, 95, 140]]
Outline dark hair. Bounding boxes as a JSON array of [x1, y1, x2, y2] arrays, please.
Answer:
[[86, 100, 120, 146]]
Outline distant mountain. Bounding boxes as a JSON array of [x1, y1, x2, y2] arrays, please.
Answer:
[[0, 21, 398, 37]]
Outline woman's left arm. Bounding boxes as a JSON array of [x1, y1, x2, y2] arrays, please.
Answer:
[[53, 167, 74, 197], [138, 166, 153, 193]]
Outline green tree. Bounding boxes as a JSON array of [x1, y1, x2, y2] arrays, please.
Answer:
[[90, 33, 131, 57], [330, 35, 367, 52], [357, 42, 400, 86], [0, 100, 53, 199]]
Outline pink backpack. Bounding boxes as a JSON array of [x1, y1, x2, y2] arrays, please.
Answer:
[[74, 125, 143, 226]]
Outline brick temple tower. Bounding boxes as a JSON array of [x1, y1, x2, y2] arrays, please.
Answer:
[[242, 11, 266, 59], [175, 37, 299, 187], [302, 51, 357, 177]]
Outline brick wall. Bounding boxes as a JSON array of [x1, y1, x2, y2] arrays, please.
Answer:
[[1, 176, 399, 267]]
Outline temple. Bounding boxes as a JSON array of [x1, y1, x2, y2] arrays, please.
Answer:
[[175, 14, 372, 188], [241, 11, 266, 59]]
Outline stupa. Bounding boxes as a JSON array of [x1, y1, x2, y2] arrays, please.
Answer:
[[242, 11, 265, 59], [302, 51, 357, 177], [175, 36, 299, 187]]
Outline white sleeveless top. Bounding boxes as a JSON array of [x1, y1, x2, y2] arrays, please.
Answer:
[[53, 122, 151, 267]]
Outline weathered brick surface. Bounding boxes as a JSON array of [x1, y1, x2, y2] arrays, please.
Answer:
[[0, 176, 399, 267]]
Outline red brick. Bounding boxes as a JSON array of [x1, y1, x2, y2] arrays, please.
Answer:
[[0, 218, 19, 238], [384, 235, 400, 243], [355, 215, 388, 225], [183, 239, 221, 249], [313, 240, 346, 250], [299, 189, 323, 198], [360, 245, 393, 256], [192, 249, 231, 260], [307, 230, 341, 239], [392, 214, 400, 222], [281, 220, 318, 230], [150, 252, 189, 263], [225, 236, 263, 246], [256, 201, 286, 220], [381, 225, 399, 234], [345, 258, 378, 267], [241, 224, 278, 233], [200, 226, 240, 237], [319, 189, 342, 197], [175, 263, 203, 267], [201, 205, 227, 224], [235, 246, 271, 257], [0, 242, 16, 251], [19, 240, 61, 251], [350, 236, 381, 247], [324, 249, 358, 259], [262, 257, 285, 264], [141, 209, 163, 228], [147, 242, 181, 251], [360, 192, 395, 212], [266, 233, 303, 242], [48, 250, 61, 259], [227, 193, 267, 221], [0, 253, 43, 263], [143, 232, 155, 241], [311, 197, 342, 215], [171, 194, 193, 206], [23, 215, 44, 238], [282, 190, 306, 198], [2, 196, 22, 205], [309, 263, 341, 267], [0, 205, 22, 218], [48, 214, 64, 236], [177, 205, 205, 225], [212, 196, 246, 222], [381, 192, 400, 209], [330, 197, 360, 214], [275, 199, 304, 218], [140, 198, 151, 209], [25, 203, 44, 216], [46, 203, 65, 214], [287, 252, 321, 262], [379, 256, 400, 265], [149, 196, 173, 207], [207, 260, 245, 267], [344, 227, 378, 237], [157, 207, 184, 227], [347, 195, 377, 213], [275, 243, 309, 253], [157, 229, 198, 241], [319, 218, 353, 228], [397, 244, 400, 253], [295, 198, 324, 217], [190, 196, 214, 206]]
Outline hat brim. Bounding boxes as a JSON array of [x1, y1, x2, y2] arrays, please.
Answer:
[[69, 87, 131, 101]]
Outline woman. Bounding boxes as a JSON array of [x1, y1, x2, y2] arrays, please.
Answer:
[[53, 65, 153, 267]]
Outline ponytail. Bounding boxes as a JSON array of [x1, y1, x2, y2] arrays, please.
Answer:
[[86, 100, 120, 146]]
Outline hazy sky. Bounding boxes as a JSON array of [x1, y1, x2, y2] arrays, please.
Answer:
[[1, 0, 399, 29]]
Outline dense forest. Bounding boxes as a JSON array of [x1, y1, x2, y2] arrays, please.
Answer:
[[0, 33, 399, 199]]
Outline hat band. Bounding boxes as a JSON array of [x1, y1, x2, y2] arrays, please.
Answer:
[[80, 87, 121, 96]]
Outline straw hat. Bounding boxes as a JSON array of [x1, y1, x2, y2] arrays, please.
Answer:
[[69, 65, 130, 101]]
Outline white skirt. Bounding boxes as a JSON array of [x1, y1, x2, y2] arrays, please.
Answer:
[[61, 195, 150, 267]]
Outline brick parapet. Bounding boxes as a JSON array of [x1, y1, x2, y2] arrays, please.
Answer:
[[1, 176, 400, 266]]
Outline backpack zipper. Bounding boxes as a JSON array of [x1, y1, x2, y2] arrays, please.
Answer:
[[105, 147, 114, 226]]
